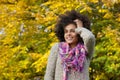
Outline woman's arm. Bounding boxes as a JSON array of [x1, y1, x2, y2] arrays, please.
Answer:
[[75, 27, 95, 60], [44, 43, 58, 80]]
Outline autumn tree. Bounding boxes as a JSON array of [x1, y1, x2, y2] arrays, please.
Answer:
[[0, 0, 120, 80]]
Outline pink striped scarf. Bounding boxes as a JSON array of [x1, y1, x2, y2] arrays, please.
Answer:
[[59, 42, 87, 80]]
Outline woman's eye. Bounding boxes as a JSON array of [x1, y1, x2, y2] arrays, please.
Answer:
[[71, 29, 75, 32], [64, 29, 75, 33], [64, 30, 68, 33]]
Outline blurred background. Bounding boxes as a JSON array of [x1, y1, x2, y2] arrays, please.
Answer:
[[0, 0, 120, 80]]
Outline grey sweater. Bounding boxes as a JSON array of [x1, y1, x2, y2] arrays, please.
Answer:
[[44, 27, 95, 80]]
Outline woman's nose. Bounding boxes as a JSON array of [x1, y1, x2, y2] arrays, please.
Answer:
[[67, 31, 71, 35]]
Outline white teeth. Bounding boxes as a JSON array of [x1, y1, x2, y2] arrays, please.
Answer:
[[67, 37, 72, 40]]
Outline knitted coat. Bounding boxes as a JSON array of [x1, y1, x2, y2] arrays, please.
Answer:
[[44, 27, 95, 80]]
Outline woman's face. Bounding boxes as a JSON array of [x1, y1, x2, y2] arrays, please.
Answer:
[[64, 24, 79, 48]]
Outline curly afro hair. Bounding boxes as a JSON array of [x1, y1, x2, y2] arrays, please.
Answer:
[[55, 10, 91, 42]]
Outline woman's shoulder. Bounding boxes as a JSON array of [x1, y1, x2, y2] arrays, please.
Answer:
[[49, 42, 60, 57], [51, 42, 60, 50]]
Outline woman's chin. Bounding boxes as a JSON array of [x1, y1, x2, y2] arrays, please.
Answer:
[[66, 41, 73, 44]]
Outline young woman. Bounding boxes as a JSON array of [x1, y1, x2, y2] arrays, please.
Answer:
[[44, 10, 95, 80]]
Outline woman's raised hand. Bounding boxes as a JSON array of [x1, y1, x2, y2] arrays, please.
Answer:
[[74, 19, 83, 28]]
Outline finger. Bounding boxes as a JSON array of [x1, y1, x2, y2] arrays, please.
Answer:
[[74, 19, 79, 22]]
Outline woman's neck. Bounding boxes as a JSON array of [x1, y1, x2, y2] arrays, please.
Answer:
[[69, 43, 78, 49]]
